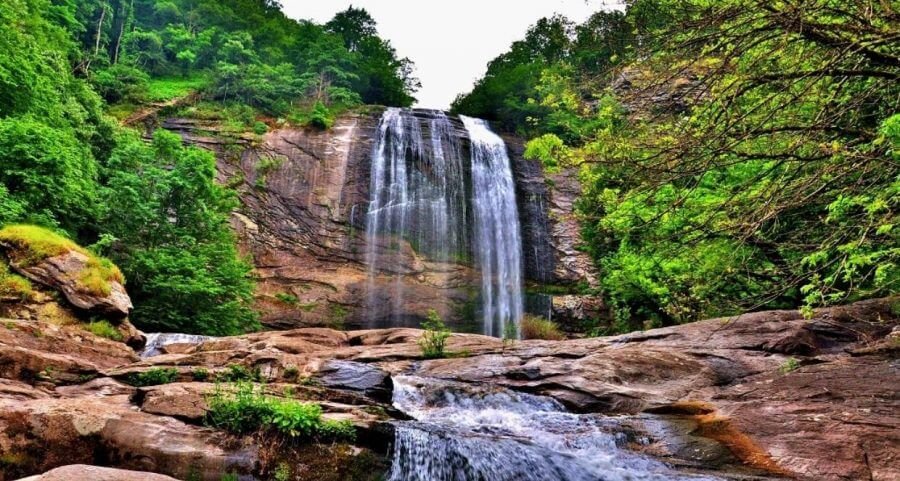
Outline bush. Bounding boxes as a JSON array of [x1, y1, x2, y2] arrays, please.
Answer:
[[419, 309, 451, 359], [521, 316, 566, 341], [192, 368, 210, 381], [91, 64, 150, 104], [126, 367, 179, 386], [218, 364, 262, 382], [205, 382, 355, 441], [85, 320, 124, 342]]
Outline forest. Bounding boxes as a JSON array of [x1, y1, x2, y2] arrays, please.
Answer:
[[0, 0, 418, 334], [454, 0, 899, 331]]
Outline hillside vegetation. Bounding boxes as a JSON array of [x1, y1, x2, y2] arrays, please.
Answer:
[[0, 0, 418, 334], [454, 0, 899, 330]]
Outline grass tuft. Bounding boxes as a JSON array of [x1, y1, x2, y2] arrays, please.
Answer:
[[85, 319, 124, 341], [521, 315, 566, 341]]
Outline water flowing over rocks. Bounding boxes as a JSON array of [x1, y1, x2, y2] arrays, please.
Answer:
[[2, 297, 895, 480], [163, 109, 603, 332]]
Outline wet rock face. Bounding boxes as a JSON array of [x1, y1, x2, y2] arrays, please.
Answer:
[[168, 111, 600, 331]]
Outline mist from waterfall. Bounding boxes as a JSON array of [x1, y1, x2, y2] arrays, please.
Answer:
[[365, 108, 523, 336]]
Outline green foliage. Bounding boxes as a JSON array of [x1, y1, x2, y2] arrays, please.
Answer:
[[126, 367, 179, 387], [85, 320, 124, 342], [419, 309, 451, 359], [192, 368, 210, 382], [460, 0, 899, 331], [0, 225, 124, 296], [779, 358, 801, 375], [145, 75, 207, 102], [273, 463, 291, 481], [205, 382, 356, 441], [0, 263, 34, 301], [217, 364, 262, 383], [275, 292, 299, 306], [101, 130, 257, 335], [520, 316, 565, 341]]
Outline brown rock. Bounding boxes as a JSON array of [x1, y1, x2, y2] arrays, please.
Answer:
[[16, 464, 178, 481]]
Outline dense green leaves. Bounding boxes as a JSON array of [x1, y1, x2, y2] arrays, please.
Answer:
[[459, 0, 899, 330], [0, 0, 257, 335]]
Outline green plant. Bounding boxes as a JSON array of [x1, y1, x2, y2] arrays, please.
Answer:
[[220, 474, 239, 481], [192, 368, 210, 382], [283, 365, 299, 380], [275, 292, 299, 306], [218, 364, 262, 382], [252, 121, 269, 135], [84, 319, 124, 342], [779, 357, 801, 374], [126, 367, 179, 387], [419, 309, 451, 359], [520, 316, 566, 341], [205, 382, 355, 441], [0, 263, 34, 301], [274, 463, 291, 481]]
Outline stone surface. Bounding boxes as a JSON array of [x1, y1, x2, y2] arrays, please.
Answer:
[[16, 464, 178, 481], [1, 298, 896, 480]]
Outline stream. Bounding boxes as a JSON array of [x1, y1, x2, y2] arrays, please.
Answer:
[[387, 375, 724, 481], [140, 336, 727, 481]]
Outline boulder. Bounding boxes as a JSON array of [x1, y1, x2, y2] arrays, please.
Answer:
[[16, 465, 178, 481], [8, 250, 132, 318]]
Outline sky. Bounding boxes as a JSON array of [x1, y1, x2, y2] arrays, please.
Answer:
[[280, 1, 623, 109]]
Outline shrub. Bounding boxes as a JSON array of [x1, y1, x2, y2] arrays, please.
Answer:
[[283, 365, 299, 380], [521, 316, 566, 341], [419, 309, 451, 359], [218, 364, 262, 382], [192, 368, 210, 381], [205, 382, 355, 441], [275, 292, 299, 306], [85, 320, 124, 342], [126, 367, 179, 386]]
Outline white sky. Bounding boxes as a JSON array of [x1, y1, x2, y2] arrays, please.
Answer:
[[280, 1, 623, 109]]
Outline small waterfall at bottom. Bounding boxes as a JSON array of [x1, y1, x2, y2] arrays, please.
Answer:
[[387, 376, 724, 481]]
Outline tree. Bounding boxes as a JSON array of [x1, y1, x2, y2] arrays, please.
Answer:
[[325, 6, 377, 52]]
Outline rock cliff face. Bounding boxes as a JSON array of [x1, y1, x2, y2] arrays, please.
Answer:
[[164, 109, 601, 331]]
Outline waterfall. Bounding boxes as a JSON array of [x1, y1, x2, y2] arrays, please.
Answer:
[[387, 376, 724, 481], [461, 115, 524, 337], [364, 109, 523, 336]]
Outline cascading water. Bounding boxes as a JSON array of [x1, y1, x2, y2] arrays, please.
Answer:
[[462, 115, 524, 337], [140, 333, 215, 358], [387, 376, 725, 481], [365, 108, 523, 336]]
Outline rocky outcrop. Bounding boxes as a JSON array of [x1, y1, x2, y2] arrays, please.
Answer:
[[0, 248, 132, 319]]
